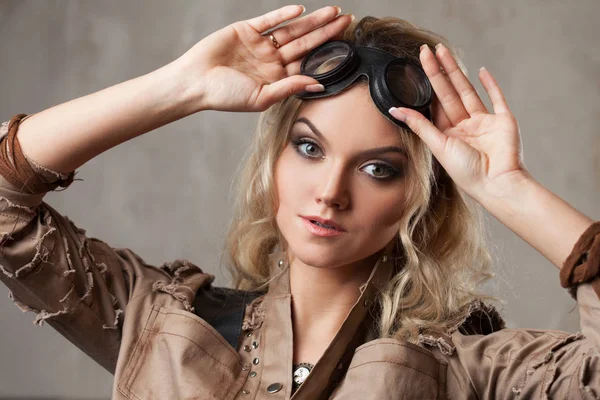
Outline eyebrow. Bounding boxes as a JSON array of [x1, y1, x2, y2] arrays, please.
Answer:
[[293, 117, 408, 159]]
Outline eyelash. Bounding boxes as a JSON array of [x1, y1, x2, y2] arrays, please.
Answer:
[[290, 138, 401, 181]]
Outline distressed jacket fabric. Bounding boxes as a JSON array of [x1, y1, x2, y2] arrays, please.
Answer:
[[0, 115, 599, 399]]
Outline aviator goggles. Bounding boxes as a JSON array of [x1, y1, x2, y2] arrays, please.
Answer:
[[295, 40, 433, 129]]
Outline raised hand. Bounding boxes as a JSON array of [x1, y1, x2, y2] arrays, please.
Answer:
[[174, 5, 353, 112], [389, 44, 526, 203]]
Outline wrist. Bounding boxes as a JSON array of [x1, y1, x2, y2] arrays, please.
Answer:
[[152, 59, 208, 116], [472, 169, 537, 210], [474, 169, 593, 268]]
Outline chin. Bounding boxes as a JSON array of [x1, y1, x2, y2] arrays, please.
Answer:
[[287, 242, 350, 269], [289, 237, 384, 270]]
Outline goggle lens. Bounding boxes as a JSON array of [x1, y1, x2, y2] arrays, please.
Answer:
[[302, 43, 351, 76], [386, 63, 430, 107]]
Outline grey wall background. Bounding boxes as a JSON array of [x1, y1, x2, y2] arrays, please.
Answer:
[[0, 0, 598, 398]]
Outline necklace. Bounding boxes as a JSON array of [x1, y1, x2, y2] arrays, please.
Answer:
[[292, 362, 314, 391]]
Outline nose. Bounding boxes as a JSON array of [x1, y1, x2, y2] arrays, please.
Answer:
[[315, 164, 350, 210]]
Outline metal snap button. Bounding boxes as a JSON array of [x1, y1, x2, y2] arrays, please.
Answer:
[[278, 259, 284, 267], [242, 389, 250, 394], [250, 371, 257, 378], [252, 341, 259, 349], [253, 358, 260, 365], [242, 365, 250, 371], [243, 345, 251, 352], [267, 383, 283, 394], [246, 332, 252, 337]]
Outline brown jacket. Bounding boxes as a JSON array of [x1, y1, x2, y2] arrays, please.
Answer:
[[0, 115, 599, 399]]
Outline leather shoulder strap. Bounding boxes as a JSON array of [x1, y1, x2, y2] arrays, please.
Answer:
[[194, 287, 265, 350]]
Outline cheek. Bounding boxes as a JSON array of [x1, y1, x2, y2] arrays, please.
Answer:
[[356, 185, 406, 236], [274, 149, 309, 221], [275, 151, 299, 207]]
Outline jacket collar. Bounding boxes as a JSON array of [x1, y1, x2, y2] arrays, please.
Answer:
[[265, 250, 394, 296], [261, 250, 394, 399]]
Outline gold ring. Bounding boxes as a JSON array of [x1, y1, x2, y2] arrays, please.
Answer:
[[268, 33, 281, 49]]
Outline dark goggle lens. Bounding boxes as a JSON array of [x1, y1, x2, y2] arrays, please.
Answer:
[[386, 63, 430, 107], [303, 43, 351, 76]]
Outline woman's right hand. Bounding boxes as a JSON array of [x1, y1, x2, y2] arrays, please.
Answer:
[[173, 5, 353, 112]]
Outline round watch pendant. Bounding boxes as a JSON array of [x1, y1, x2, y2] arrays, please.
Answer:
[[293, 363, 313, 386]]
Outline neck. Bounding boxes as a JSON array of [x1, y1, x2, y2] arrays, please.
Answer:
[[288, 253, 379, 365]]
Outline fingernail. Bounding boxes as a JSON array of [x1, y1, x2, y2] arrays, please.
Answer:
[[349, 13, 355, 21], [479, 66, 487, 72], [389, 107, 407, 122], [299, 5, 306, 13], [420, 44, 429, 52], [435, 43, 444, 51], [334, 5, 342, 15], [305, 84, 325, 92]]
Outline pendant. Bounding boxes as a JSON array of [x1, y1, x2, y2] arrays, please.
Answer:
[[293, 362, 314, 389]]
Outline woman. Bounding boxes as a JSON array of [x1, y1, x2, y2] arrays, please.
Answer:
[[0, 4, 597, 399]]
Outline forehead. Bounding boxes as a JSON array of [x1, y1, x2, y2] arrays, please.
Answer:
[[296, 84, 402, 147]]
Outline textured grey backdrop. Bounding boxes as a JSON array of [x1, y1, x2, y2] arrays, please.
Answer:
[[0, 0, 598, 398]]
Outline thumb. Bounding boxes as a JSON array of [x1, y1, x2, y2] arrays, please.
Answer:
[[256, 75, 324, 109], [389, 107, 447, 158]]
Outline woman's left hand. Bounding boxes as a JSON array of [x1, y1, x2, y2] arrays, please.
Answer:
[[389, 44, 527, 202], [390, 44, 595, 269]]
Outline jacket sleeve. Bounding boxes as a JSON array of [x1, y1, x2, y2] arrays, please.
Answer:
[[0, 115, 212, 374], [445, 223, 600, 399]]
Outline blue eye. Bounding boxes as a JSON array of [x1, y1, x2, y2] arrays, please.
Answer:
[[360, 163, 398, 180], [293, 139, 324, 159]]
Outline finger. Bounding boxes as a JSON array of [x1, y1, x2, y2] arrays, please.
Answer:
[[255, 75, 323, 109], [279, 14, 354, 66], [479, 67, 511, 115], [420, 45, 470, 126], [267, 5, 341, 48], [285, 59, 303, 76], [389, 107, 447, 158], [246, 5, 305, 33], [434, 44, 488, 116], [431, 95, 453, 132]]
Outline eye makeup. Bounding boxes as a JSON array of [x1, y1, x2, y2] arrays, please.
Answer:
[[288, 133, 407, 182], [290, 137, 324, 159], [359, 162, 404, 181]]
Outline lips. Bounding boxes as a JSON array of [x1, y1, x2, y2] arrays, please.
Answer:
[[303, 216, 345, 231], [300, 215, 346, 237]]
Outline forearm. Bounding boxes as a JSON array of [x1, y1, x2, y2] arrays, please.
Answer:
[[15, 60, 202, 174], [478, 171, 594, 269]]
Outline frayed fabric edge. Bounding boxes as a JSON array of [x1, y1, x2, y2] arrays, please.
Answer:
[[8, 290, 39, 313], [152, 281, 195, 312], [511, 332, 587, 398], [242, 295, 266, 332], [102, 308, 123, 330], [0, 196, 36, 213], [416, 299, 505, 356], [14, 224, 56, 278], [417, 334, 456, 356], [33, 308, 71, 326]]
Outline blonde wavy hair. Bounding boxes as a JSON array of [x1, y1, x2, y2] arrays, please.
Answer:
[[226, 16, 494, 342]]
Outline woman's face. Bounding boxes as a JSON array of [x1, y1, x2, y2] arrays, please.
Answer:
[[274, 84, 409, 270]]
